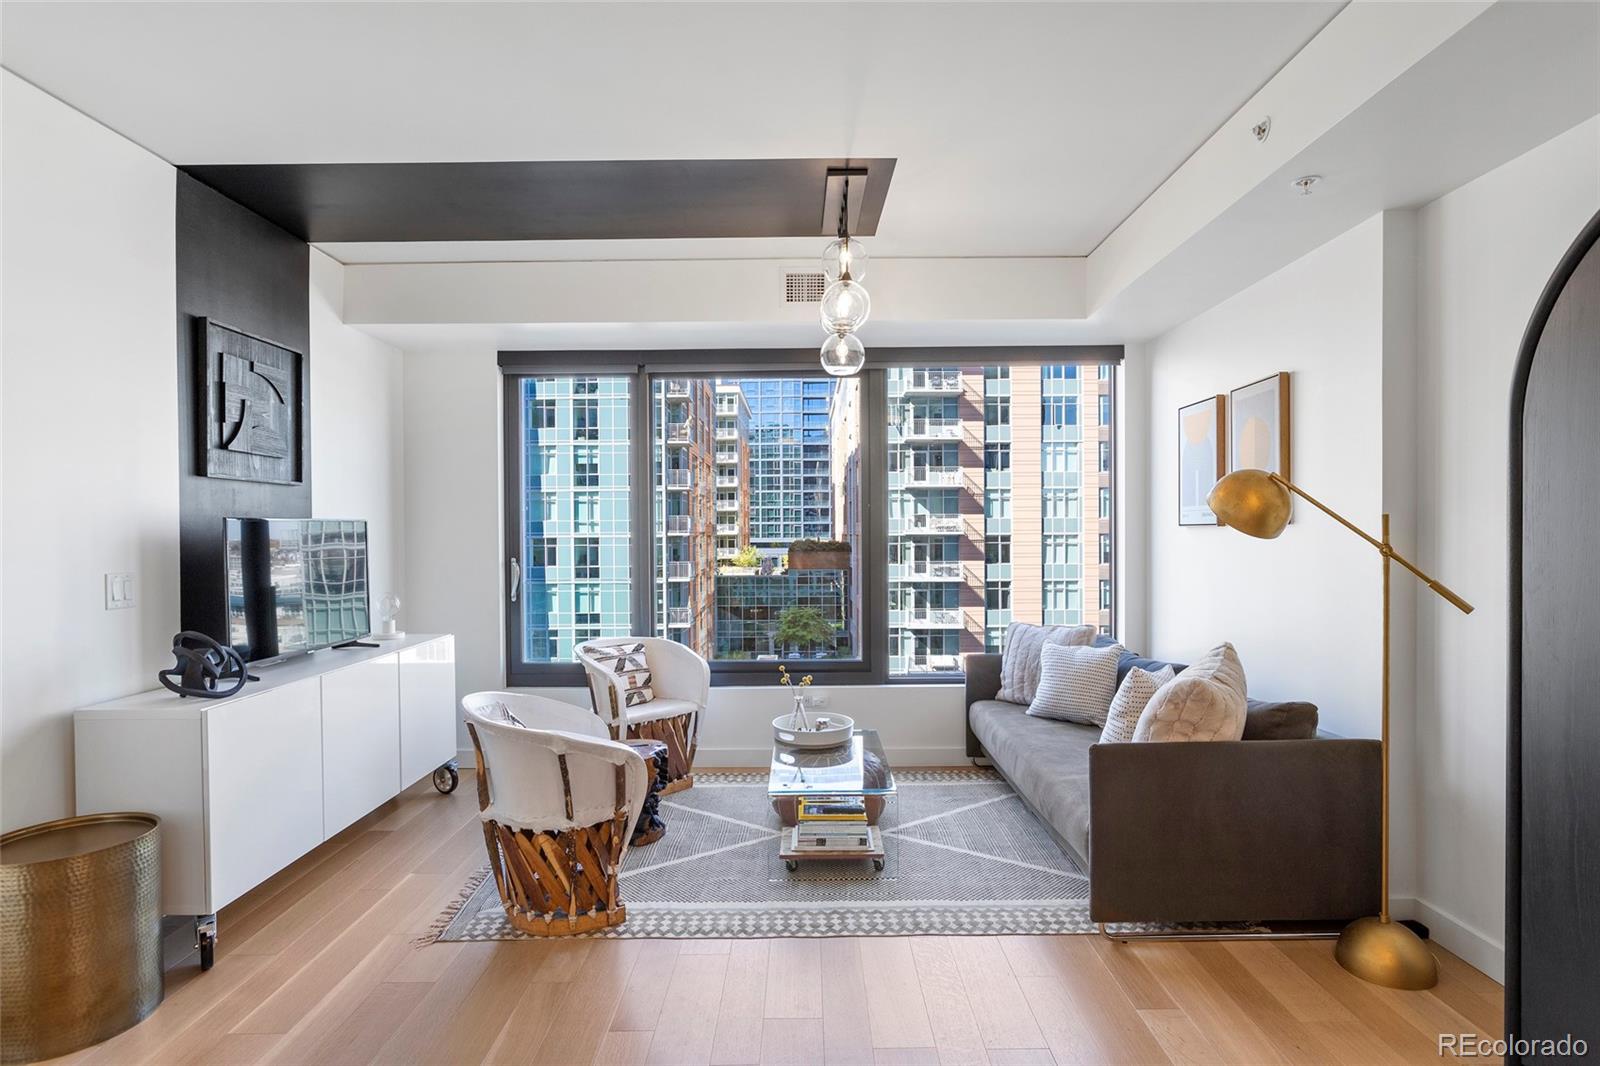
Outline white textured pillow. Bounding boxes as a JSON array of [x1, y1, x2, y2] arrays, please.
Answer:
[[1099, 665, 1177, 743], [1133, 642, 1247, 742], [997, 623, 1097, 705], [1027, 641, 1125, 724]]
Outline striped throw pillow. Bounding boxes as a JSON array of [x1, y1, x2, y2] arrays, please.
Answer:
[[1099, 666, 1176, 743], [1026, 641, 1125, 725], [996, 623, 1098, 705], [581, 642, 655, 707]]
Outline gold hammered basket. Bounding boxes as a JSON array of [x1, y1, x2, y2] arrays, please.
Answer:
[[1, 813, 164, 1064]]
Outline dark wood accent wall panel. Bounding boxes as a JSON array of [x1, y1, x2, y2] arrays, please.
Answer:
[[1508, 209, 1600, 1063], [176, 172, 310, 640]]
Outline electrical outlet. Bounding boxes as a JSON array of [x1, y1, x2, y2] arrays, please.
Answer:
[[105, 572, 136, 610], [809, 692, 830, 708]]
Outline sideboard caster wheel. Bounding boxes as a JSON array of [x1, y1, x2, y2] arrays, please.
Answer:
[[873, 859, 885, 872], [785, 859, 799, 873], [196, 915, 217, 971], [432, 762, 459, 794]]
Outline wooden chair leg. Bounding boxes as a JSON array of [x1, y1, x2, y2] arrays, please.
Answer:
[[480, 818, 630, 937], [627, 711, 696, 794]]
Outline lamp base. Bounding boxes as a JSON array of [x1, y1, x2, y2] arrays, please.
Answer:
[[1334, 916, 1438, 989]]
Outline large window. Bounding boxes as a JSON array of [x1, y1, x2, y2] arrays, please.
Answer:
[[649, 376, 861, 665], [508, 376, 633, 671], [504, 353, 1116, 684], [884, 362, 1116, 674]]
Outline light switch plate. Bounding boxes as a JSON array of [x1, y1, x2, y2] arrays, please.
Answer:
[[105, 572, 136, 610]]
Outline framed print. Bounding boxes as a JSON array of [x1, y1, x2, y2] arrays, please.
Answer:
[[200, 318, 304, 484], [1178, 394, 1226, 526], [1229, 372, 1291, 481]]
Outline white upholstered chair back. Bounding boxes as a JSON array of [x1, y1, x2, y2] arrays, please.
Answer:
[[576, 636, 710, 736], [461, 691, 647, 840]]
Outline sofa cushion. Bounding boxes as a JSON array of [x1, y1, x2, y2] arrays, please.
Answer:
[[997, 623, 1097, 705], [1243, 699, 1319, 740], [1100, 665, 1176, 743], [1028, 642, 1124, 725], [1133, 642, 1247, 743], [969, 699, 1098, 868]]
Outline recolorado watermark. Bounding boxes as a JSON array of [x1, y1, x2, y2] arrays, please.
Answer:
[[1440, 1033, 1589, 1058]]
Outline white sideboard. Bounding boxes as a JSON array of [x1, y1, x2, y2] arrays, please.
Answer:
[[75, 633, 457, 941]]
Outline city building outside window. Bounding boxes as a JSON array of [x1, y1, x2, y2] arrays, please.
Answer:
[[649, 376, 861, 665], [507, 376, 633, 669], [887, 362, 1114, 676]]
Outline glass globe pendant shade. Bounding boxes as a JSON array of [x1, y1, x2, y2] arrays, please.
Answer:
[[822, 236, 869, 282], [820, 332, 866, 377], [820, 279, 871, 333]]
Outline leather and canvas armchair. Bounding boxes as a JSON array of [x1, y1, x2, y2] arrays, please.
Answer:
[[461, 691, 650, 936], [577, 637, 709, 794]]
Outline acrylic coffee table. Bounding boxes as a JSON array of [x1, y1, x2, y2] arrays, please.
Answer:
[[767, 728, 896, 873]]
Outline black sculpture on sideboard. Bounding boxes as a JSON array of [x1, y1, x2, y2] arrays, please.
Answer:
[[157, 631, 256, 699]]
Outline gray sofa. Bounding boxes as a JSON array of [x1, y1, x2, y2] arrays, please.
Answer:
[[965, 643, 1382, 925]]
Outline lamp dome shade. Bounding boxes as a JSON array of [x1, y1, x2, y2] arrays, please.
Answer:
[[1208, 469, 1290, 538]]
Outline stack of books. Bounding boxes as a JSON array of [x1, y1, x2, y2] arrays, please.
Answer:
[[789, 796, 876, 853]]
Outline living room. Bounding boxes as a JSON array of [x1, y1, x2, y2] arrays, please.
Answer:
[[1, 2, 1595, 1064]]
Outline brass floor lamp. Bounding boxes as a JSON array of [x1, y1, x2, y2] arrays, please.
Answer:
[[1207, 469, 1473, 991]]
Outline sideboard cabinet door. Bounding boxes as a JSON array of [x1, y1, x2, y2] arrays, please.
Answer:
[[321, 653, 402, 837], [205, 677, 324, 910], [399, 636, 458, 786]]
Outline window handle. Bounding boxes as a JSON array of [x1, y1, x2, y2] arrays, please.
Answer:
[[509, 556, 521, 603]]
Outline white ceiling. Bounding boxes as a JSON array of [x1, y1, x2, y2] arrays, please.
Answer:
[[0, 1, 1342, 260]]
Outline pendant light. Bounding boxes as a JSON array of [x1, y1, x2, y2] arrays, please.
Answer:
[[820, 332, 865, 377], [818, 177, 869, 376]]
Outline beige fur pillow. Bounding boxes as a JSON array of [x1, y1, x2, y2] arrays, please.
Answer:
[[1132, 643, 1246, 742]]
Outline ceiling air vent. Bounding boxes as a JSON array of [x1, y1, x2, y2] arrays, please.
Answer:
[[785, 272, 827, 303]]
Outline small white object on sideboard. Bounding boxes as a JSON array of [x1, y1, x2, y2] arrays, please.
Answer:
[[75, 633, 456, 963]]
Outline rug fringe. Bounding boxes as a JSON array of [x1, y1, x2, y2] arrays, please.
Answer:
[[415, 864, 493, 945]]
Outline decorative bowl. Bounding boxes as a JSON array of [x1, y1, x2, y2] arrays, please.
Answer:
[[772, 712, 855, 749]]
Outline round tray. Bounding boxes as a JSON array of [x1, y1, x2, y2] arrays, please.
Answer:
[[772, 712, 855, 749]]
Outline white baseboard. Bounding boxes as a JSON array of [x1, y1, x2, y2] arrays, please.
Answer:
[[1391, 896, 1504, 983]]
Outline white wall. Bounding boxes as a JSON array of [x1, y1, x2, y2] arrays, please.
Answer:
[[0, 80, 414, 832], [310, 249, 406, 606], [401, 343, 972, 762], [1409, 116, 1600, 979], [1138, 117, 1599, 979], [1145, 215, 1389, 741], [401, 344, 503, 746], [1, 74, 179, 831]]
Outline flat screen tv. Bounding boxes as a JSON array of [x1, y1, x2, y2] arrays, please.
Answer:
[[225, 518, 370, 662]]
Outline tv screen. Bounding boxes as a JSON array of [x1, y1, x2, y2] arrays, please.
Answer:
[[225, 518, 370, 662]]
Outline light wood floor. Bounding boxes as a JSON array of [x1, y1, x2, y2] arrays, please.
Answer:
[[48, 771, 1503, 1066]]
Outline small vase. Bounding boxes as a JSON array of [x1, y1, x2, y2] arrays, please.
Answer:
[[790, 691, 810, 732]]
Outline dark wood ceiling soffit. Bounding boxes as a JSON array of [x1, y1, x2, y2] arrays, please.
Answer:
[[178, 158, 896, 243]]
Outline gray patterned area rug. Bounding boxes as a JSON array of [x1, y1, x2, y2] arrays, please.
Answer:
[[433, 768, 1100, 939]]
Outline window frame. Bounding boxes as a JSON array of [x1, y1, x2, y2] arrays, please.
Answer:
[[500, 346, 1121, 687]]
